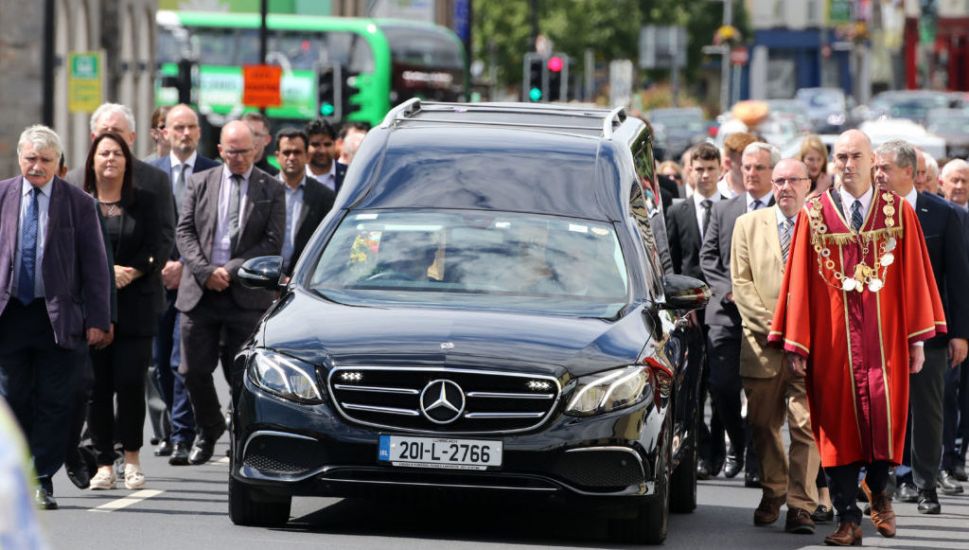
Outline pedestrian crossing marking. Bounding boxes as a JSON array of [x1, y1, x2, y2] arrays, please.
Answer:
[[88, 489, 164, 512]]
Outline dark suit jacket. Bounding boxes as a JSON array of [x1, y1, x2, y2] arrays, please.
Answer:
[[150, 153, 220, 258], [107, 186, 165, 337], [700, 193, 774, 327], [915, 192, 969, 345], [287, 176, 335, 276], [666, 194, 722, 281], [66, 158, 175, 271], [334, 161, 348, 194], [175, 166, 285, 313], [0, 176, 111, 349]]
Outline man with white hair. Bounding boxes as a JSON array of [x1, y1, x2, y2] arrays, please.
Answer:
[[924, 153, 941, 195], [941, 159, 969, 210], [0, 125, 111, 509]]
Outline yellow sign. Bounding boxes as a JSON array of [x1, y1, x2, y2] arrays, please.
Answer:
[[68, 51, 103, 113]]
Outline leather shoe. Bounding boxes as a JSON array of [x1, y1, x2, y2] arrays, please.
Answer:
[[862, 481, 896, 538], [824, 521, 862, 546], [744, 471, 761, 488], [939, 470, 964, 495], [917, 489, 941, 515], [168, 442, 191, 466], [64, 452, 91, 490], [189, 425, 226, 465], [949, 463, 968, 482], [753, 494, 785, 526], [34, 486, 58, 510], [812, 504, 834, 523], [154, 439, 173, 457], [724, 453, 744, 479], [895, 480, 918, 503], [697, 458, 712, 480], [785, 507, 816, 534]]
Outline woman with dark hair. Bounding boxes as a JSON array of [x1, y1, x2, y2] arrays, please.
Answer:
[[82, 132, 163, 490], [798, 135, 833, 198]]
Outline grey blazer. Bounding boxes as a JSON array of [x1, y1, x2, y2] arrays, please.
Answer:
[[699, 194, 749, 328], [175, 166, 285, 313]]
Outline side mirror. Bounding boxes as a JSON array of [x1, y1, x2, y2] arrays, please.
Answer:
[[660, 274, 710, 311], [238, 256, 283, 290]]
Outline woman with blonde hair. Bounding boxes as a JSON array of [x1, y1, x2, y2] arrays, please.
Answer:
[[657, 160, 686, 197], [798, 135, 833, 198]]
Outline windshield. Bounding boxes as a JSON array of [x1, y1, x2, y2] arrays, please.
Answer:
[[308, 210, 629, 317], [797, 89, 845, 109]]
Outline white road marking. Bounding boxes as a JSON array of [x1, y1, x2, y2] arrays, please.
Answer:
[[217, 456, 230, 464], [88, 489, 164, 512]]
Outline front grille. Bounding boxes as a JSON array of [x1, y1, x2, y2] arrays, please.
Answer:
[[551, 449, 646, 490], [242, 433, 327, 475], [328, 366, 561, 434]]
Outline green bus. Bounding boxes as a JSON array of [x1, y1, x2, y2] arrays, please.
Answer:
[[155, 10, 467, 129]]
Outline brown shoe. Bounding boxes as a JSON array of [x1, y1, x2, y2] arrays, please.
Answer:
[[785, 507, 816, 534], [869, 492, 896, 537], [753, 494, 786, 526], [824, 521, 862, 546]]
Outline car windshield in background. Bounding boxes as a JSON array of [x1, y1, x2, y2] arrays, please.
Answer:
[[797, 89, 845, 109], [309, 209, 629, 317], [652, 114, 705, 133], [928, 115, 969, 134]]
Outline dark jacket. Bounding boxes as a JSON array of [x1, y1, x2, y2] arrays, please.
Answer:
[[107, 186, 164, 336], [287, 175, 335, 276]]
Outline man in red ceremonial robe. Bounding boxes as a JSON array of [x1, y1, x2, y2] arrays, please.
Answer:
[[769, 130, 946, 546]]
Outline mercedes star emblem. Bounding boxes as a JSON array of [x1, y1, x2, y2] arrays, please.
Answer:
[[419, 379, 466, 424]]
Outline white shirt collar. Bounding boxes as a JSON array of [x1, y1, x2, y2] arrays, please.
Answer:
[[170, 150, 198, 169], [838, 185, 874, 219], [22, 177, 53, 197], [903, 186, 918, 209], [774, 204, 795, 226], [692, 189, 721, 208], [746, 190, 773, 211], [222, 165, 253, 182]]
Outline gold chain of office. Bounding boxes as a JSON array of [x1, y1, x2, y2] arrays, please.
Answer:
[[805, 193, 903, 293]]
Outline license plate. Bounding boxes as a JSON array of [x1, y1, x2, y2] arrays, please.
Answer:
[[377, 435, 502, 470]]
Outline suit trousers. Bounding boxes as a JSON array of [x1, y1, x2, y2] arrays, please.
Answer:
[[826, 461, 891, 525], [742, 368, 820, 512], [0, 299, 83, 480], [943, 359, 969, 469], [706, 324, 747, 459], [154, 289, 196, 444], [180, 291, 262, 436], [88, 334, 153, 464], [696, 323, 725, 464], [902, 345, 947, 490]]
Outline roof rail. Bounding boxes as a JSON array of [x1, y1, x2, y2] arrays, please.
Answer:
[[602, 107, 627, 140], [378, 97, 422, 128]]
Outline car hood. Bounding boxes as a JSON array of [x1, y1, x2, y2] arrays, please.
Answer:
[[260, 289, 649, 379]]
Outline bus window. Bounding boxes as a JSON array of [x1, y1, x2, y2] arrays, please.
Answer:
[[380, 26, 463, 69]]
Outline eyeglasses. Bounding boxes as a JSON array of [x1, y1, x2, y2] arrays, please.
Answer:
[[223, 148, 252, 157], [771, 177, 810, 186]]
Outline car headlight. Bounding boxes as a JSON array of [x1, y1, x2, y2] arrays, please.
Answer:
[[247, 349, 323, 403], [565, 366, 651, 416]]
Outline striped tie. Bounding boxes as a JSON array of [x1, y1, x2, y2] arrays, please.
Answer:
[[781, 218, 793, 263], [850, 200, 863, 231]]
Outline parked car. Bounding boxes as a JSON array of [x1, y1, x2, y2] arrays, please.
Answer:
[[765, 99, 813, 133], [863, 90, 959, 127], [859, 118, 946, 159], [646, 107, 708, 161], [228, 100, 710, 545], [795, 87, 851, 133], [926, 108, 969, 159]]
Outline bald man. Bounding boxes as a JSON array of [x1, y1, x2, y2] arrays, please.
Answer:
[[175, 120, 284, 465]]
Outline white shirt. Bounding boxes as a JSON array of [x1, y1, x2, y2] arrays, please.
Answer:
[[169, 150, 199, 185], [307, 162, 336, 192], [838, 185, 874, 222], [12, 178, 52, 299], [211, 166, 252, 266], [746, 191, 773, 213], [692, 191, 721, 239], [280, 175, 307, 269], [903, 186, 918, 210]]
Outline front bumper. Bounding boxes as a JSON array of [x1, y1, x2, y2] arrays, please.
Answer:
[[232, 378, 665, 501]]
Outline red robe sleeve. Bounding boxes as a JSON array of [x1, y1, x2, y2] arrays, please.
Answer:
[[768, 209, 812, 356]]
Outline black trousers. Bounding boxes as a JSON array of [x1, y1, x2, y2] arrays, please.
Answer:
[[900, 345, 947, 490], [88, 334, 153, 465], [695, 323, 725, 464], [826, 461, 891, 525], [943, 359, 969, 470], [180, 292, 262, 437], [706, 324, 750, 464], [0, 299, 84, 481], [154, 288, 196, 444]]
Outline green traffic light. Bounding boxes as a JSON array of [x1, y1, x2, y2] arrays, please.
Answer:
[[320, 102, 335, 116], [529, 87, 542, 102]]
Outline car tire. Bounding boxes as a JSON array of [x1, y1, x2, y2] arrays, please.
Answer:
[[669, 405, 698, 514], [228, 475, 292, 527], [610, 417, 671, 545]]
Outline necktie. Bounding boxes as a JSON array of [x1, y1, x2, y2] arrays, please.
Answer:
[[751, 199, 763, 211], [173, 164, 186, 215], [781, 218, 793, 263], [851, 200, 863, 231], [228, 174, 242, 252], [17, 188, 39, 304], [700, 199, 712, 235]]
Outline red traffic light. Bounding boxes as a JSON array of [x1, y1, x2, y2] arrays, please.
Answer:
[[547, 56, 564, 73]]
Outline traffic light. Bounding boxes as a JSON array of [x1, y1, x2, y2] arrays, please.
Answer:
[[161, 58, 195, 104], [546, 53, 570, 102], [523, 53, 546, 102], [340, 69, 362, 121], [318, 65, 340, 120]]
